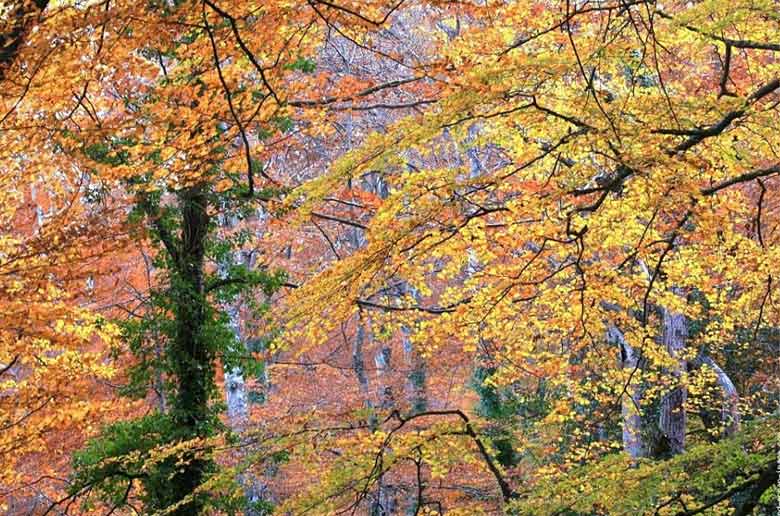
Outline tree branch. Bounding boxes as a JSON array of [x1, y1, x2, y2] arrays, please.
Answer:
[[700, 164, 780, 196]]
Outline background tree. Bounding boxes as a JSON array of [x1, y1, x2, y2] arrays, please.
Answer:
[[281, 0, 780, 512]]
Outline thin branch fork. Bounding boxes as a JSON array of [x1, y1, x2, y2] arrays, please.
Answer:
[[306, 0, 406, 27], [203, 0, 279, 104], [383, 409, 517, 502], [659, 77, 780, 153], [202, 6, 259, 197]]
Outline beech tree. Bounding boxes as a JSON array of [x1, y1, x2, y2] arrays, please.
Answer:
[[1, 0, 456, 513], [1, 2, 136, 511], [282, 0, 779, 512], [1, 0, 778, 515]]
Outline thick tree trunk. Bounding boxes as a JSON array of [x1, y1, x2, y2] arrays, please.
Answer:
[[608, 324, 648, 458], [611, 310, 689, 459], [658, 307, 687, 456], [611, 305, 737, 460], [173, 186, 210, 421], [168, 185, 213, 515]]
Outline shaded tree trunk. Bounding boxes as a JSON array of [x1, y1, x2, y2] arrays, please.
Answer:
[[658, 307, 688, 457], [690, 355, 740, 438], [353, 315, 378, 430], [168, 185, 213, 515]]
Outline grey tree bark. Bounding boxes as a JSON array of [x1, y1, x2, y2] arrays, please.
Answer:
[[610, 309, 688, 459], [608, 324, 648, 458], [344, 173, 400, 515], [219, 214, 269, 515], [658, 307, 688, 456], [352, 315, 377, 429]]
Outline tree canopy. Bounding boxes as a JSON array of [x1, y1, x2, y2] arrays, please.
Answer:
[[0, 0, 778, 514]]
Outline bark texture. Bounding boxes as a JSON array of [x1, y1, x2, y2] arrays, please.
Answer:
[[608, 324, 647, 458], [169, 185, 212, 515], [658, 307, 688, 456]]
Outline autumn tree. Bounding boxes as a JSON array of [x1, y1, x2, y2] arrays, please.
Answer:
[[280, 0, 780, 512], [0, 0, 463, 514], [0, 1, 141, 511], [3, 0, 779, 514]]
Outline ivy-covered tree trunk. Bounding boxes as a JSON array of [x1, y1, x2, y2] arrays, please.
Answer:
[[168, 184, 214, 515]]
